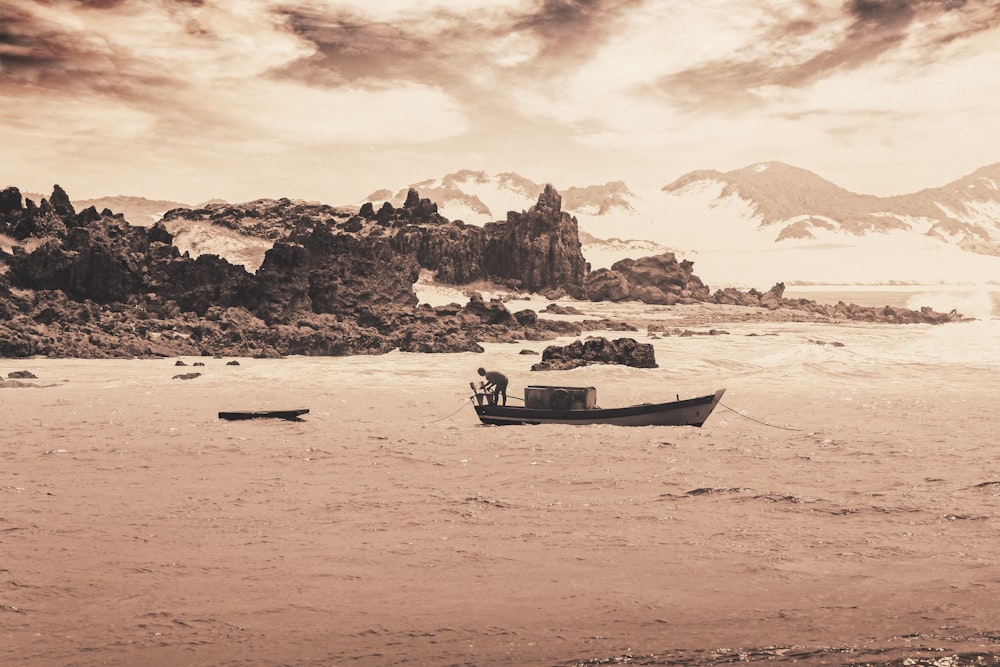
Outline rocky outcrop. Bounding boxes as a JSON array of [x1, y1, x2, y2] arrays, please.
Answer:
[[382, 185, 589, 293], [480, 185, 590, 295], [583, 253, 710, 304], [581, 264, 966, 325], [0, 279, 611, 359], [531, 337, 657, 371], [0, 183, 968, 360], [165, 186, 590, 296], [1, 185, 612, 358], [705, 282, 963, 324], [0, 186, 632, 358]]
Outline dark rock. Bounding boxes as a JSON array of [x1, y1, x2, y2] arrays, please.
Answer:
[[532, 336, 657, 371], [542, 303, 584, 315], [513, 309, 538, 326], [172, 372, 201, 380], [0, 187, 23, 217], [583, 268, 630, 302], [584, 253, 709, 304], [648, 325, 730, 337], [463, 293, 514, 325], [7, 370, 37, 379], [49, 184, 75, 220], [484, 184, 590, 294]]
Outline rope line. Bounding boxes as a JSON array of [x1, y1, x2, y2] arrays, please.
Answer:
[[719, 402, 803, 431], [427, 398, 472, 424]]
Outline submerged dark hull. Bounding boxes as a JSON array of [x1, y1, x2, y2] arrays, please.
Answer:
[[218, 409, 309, 421], [474, 389, 725, 427]]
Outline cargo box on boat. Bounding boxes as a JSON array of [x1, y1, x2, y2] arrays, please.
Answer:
[[523, 385, 597, 410]]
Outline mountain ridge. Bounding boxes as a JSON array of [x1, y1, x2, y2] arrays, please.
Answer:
[[662, 161, 1000, 250]]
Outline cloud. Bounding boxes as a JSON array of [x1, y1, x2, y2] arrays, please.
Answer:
[[3, 0, 1000, 201], [512, 0, 641, 62], [209, 79, 468, 144], [648, 0, 1000, 112]]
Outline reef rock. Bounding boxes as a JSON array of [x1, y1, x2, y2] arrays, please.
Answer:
[[583, 253, 710, 304], [531, 336, 657, 371]]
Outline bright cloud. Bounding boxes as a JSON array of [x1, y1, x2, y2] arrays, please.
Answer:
[[218, 79, 469, 144]]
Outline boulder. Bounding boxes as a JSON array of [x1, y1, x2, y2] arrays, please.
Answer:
[[583, 253, 710, 304], [531, 336, 657, 371]]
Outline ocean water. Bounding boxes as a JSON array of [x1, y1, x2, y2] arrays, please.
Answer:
[[783, 286, 1000, 320], [3, 298, 1000, 666]]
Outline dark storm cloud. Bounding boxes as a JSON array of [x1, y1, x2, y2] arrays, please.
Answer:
[[0, 1, 193, 94], [0, 3, 80, 84], [513, 0, 638, 60], [275, 7, 442, 85], [274, 0, 644, 88], [1, 0, 637, 103], [654, 0, 1000, 113]]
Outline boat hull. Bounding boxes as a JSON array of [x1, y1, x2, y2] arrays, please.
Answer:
[[218, 409, 309, 421], [474, 389, 725, 427]]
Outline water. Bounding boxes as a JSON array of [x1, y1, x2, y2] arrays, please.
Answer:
[[3, 301, 1000, 666], [784, 286, 1000, 320]]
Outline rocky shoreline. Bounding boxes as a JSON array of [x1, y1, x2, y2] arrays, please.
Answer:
[[0, 184, 966, 359]]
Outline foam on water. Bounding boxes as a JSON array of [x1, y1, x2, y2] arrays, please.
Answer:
[[905, 288, 999, 320]]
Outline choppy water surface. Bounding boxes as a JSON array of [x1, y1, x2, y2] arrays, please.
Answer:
[[3, 297, 1000, 666]]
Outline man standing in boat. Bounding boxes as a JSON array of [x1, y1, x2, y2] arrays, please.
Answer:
[[478, 367, 509, 405]]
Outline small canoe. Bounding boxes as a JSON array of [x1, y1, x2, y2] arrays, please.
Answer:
[[470, 384, 725, 427], [218, 409, 310, 421]]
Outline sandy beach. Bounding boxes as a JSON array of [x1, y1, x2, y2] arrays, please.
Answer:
[[3, 302, 1000, 666]]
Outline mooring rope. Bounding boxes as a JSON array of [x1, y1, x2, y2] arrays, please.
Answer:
[[427, 398, 473, 424], [719, 401, 803, 431]]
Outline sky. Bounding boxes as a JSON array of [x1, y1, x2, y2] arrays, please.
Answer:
[[3, 0, 1000, 205]]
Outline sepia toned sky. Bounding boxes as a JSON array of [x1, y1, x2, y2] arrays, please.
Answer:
[[3, 0, 1000, 205]]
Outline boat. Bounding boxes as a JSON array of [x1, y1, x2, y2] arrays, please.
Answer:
[[470, 383, 725, 427], [218, 409, 310, 421]]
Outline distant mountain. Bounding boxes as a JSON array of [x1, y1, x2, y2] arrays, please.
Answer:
[[662, 161, 1000, 253]]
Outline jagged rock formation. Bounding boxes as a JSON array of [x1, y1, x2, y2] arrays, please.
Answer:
[[163, 185, 590, 295], [0, 185, 612, 358], [0, 183, 966, 359], [584, 253, 710, 304], [481, 185, 590, 294], [363, 184, 590, 294], [531, 337, 657, 371]]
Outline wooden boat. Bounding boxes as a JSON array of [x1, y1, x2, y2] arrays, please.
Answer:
[[218, 409, 309, 421], [470, 383, 725, 427]]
